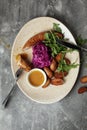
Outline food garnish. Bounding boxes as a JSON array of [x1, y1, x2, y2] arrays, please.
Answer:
[[57, 55, 78, 73], [77, 35, 87, 46]]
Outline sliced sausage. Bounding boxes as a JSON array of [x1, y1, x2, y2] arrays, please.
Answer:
[[44, 67, 53, 78], [50, 59, 58, 71], [22, 32, 45, 50], [54, 71, 68, 79], [51, 78, 64, 85], [42, 78, 51, 88]]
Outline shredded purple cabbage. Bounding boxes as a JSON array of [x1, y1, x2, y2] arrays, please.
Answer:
[[32, 42, 52, 68]]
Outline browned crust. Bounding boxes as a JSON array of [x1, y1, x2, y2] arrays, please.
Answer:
[[22, 31, 64, 50], [51, 78, 64, 85], [44, 67, 53, 78], [22, 32, 45, 50], [42, 78, 51, 88]]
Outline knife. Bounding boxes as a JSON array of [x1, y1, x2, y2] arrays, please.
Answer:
[[2, 68, 23, 108], [56, 38, 87, 52]]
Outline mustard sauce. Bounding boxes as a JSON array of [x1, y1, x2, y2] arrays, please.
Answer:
[[29, 70, 44, 87]]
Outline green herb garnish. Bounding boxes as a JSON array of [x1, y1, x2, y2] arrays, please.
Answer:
[[44, 31, 67, 57], [53, 23, 62, 33], [57, 57, 79, 72], [77, 35, 87, 45]]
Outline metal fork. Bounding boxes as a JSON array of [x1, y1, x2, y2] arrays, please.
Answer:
[[2, 68, 23, 108]]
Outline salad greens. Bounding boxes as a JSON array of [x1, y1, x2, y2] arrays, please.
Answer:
[[77, 35, 87, 45], [76, 35, 87, 67], [44, 23, 79, 72], [53, 23, 62, 33], [57, 57, 79, 72], [44, 31, 67, 57]]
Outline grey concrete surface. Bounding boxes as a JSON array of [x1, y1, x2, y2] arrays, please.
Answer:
[[0, 0, 87, 130]]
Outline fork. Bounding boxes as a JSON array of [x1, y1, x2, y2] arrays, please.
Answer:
[[2, 68, 23, 108]]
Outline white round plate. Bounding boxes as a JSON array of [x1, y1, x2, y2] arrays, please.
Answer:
[[11, 17, 80, 104]]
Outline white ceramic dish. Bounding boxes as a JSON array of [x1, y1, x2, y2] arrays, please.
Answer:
[[11, 17, 80, 104], [26, 68, 47, 88]]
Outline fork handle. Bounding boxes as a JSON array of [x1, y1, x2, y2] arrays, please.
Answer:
[[2, 84, 17, 108]]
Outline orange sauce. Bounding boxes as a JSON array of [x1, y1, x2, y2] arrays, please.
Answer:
[[29, 70, 44, 87]]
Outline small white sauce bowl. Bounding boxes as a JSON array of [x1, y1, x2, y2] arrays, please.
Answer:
[[26, 68, 47, 88]]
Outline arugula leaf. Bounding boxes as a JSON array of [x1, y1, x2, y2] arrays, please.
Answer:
[[57, 58, 79, 72], [44, 31, 67, 57], [53, 23, 62, 33], [77, 35, 87, 45], [44, 33, 50, 41]]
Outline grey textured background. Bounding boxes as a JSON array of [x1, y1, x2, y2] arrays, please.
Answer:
[[0, 0, 87, 130]]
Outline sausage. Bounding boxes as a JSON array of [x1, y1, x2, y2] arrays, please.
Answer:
[[50, 59, 58, 71], [22, 32, 45, 50], [54, 71, 68, 79], [51, 78, 64, 85], [44, 67, 53, 78], [42, 78, 51, 88], [55, 53, 63, 62]]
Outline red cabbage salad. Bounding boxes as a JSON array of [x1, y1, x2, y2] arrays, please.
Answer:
[[32, 42, 52, 68]]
